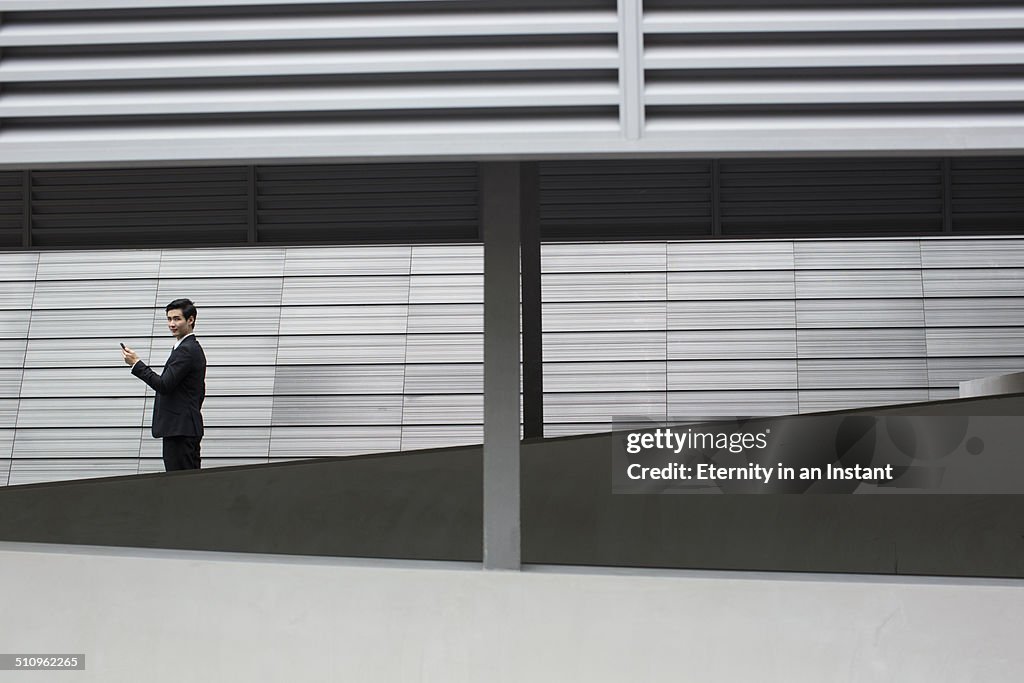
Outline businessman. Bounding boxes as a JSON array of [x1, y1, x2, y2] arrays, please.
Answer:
[[122, 298, 207, 471]]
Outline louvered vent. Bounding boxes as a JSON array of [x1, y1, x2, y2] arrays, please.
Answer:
[[0, 173, 25, 248], [256, 163, 479, 243], [643, 0, 1024, 141], [718, 159, 944, 236], [28, 167, 250, 247], [0, 0, 621, 163], [951, 158, 1024, 233], [539, 160, 712, 240]]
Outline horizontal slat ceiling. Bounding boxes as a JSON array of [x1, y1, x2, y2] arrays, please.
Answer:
[[0, 173, 25, 249], [951, 157, 1024, 233], [0, 0, 620, 157], [643, 2, 1024, 139]]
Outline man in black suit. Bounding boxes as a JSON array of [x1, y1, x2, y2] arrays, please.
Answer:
[[122, 298, 207, 471]]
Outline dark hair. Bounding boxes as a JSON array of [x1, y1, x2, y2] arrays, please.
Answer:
[[165, 298, 197, 325]]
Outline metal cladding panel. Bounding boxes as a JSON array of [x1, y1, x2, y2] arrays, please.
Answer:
[[667, 391, 798, 419], [0, 431, 12, 460], [269, 426, 402, 459], [924, 298, 1024, 327], [157, 277, 284, 307], [920, 238, 1024, 268], [668, 300, 796, 330], [32, 279, 158, 309], [33, 309, 153, 339], [404, 364, 482, 395], [205, 366, 277, 397], [667, 360, 798, 391], [158, 248, 286, 278], [273, 365, 405, 396], [7, 459, 141, 486], [545, 361, 668, 393], [0, 252, 39, 281], [922, 269, 1024, 298], [545, 391, 667, 423], [410, 245, 481, 275], [0, 400, 17, 429], [667, 271, 795, 300], [668, 330, 797, 360], [543, 302, 667, 332], [194, 337, 279, 366], [402, 394, 482, 425], [0, 282, 36, 309], [280, 276, 408, 306], [797, 358, 929, 389], [285, 246, 413, 276], [278, 305, 409, 335], [161, 395, 274, 428], [276, 335, 406, 365], [798, 389, 931, 414], [542, 273, 667, 302], [24, 337, 155, 368], [35, 250, 161, 280], [407, 304, 482, 334], [11, 427, 143, 459], [928, 357, 1024, 387], [147, 306, 279, 337], [794, 270, 924, 299], [139, 427, 272, 460], [0, 339, 28, 369], [0, 369, 23, 398], [400, 425, 482, 452], [0, 311, 31, 339], [19, 368, 146, 399], [408, 275, 483, 304], [797, 329, 927, 358], [405, 333, 482, 363], [271, 395, 404, 426], [544, 331, 668, 362], [16, 397, 146, 429], [668, 241, 794, 271], [926, 328, 1024, 356], [542, 242, 666, 273], [795, 299, 926, 329], [793, 240, 922, 270]]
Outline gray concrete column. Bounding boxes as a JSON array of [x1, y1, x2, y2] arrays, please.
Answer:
[[481, 162, 521, 570]]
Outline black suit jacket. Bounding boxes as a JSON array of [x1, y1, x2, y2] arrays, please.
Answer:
[[132, 335, 207, 438]]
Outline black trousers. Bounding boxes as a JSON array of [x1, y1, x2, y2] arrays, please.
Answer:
[[162, 436, 202, 471]]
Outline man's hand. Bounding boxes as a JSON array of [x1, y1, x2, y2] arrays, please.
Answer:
[[122, 345, 140, 366]]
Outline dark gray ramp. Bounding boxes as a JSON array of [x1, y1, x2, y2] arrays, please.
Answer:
[[0, 395, 1022, 577]]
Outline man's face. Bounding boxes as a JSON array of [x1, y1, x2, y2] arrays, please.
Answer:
[[166, 309, 194, 339]]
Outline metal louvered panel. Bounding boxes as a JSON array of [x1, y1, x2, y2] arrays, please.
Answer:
[[281, 305, 410, 335], [798, 358, 928, 389], [794, 240, 922, 269], [542, 242, 666, 272], [0, 1, 620, 164], [543, 273, 666, 302], [717, 159, 944, 236], [28, 168, 250, 247], [668, 300, 796, 330], [257, 164, 479, 243], [539, 161, 712, 240], [0, 172, 26, 248], [922, 269, 1024, 297], [667, 390, 797, 419], [0, 253, 38, 280], [951, 158, 1024, 233], [668, 271, 795, 300], [795, 299, 925, 328], [269, 426, 402, 459], [667, 360, 797, 391], [798, 389, 930, 414], [797, 329, 927, 358], [545, 361, 667, 392], [926, 328, 1024, 356], [795, 270, 924, 299], [928, 357, 1024, 386]]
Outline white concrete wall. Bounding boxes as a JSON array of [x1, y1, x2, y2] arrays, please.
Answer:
[[1, 541, 1021, 683]]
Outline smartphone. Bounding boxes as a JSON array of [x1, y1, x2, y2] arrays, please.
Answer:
[[119, 342, 127, 349]]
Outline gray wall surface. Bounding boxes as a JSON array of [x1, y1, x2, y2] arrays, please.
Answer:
[[1, 236, 1023, 485]]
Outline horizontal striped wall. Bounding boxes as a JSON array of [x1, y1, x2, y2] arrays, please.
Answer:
[[1, 237, 1022, 484]]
